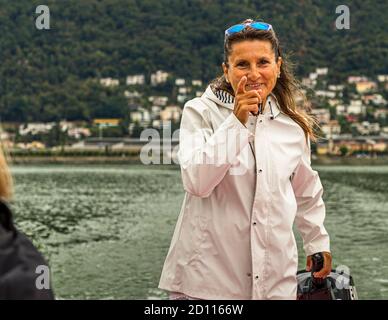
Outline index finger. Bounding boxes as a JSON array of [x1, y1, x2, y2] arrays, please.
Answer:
[[236, 76, 247, 95]]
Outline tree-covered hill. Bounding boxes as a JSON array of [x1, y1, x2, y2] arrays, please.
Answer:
[[1, 0, 387, 122]]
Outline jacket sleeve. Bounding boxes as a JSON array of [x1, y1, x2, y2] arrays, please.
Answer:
[[178, 100, 252, 198], [291, 138, 330, 256]]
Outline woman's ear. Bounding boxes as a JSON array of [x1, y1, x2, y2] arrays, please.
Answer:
[[277, 57, 282, 75], [222, 62, 229, 82]]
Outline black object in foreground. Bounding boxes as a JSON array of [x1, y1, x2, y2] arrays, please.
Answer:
[[297, 252, 358, 300], [0, 199, 55, 300]]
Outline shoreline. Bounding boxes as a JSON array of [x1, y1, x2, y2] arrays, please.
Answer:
[[9, 155, 388, 166]]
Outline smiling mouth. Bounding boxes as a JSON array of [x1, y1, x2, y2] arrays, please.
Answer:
[[246, 83, 265, 90]]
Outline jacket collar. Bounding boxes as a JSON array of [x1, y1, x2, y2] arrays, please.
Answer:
[[204, 85, 281, 119]]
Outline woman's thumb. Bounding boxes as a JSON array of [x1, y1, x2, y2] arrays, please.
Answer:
[[306, 256, 312, 272]]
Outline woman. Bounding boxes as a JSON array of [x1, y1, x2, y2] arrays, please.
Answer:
[[0, 144, 55, 299], [0, 144, 13, 201], [159, 19, 332, 300]]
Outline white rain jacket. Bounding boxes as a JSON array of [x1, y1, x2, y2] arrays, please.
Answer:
[[158, 85, 330, 300]]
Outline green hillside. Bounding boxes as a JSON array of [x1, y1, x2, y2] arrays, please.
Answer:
[[1, 0, 387, 122]]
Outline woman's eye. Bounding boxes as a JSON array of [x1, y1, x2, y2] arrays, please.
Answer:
[[259, 60, 269, 65], [236, 61, 247, 67]]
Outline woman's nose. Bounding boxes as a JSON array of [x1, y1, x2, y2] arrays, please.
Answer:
[[248, 65, 261, 81]]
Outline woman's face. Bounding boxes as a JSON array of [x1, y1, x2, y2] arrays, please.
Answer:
[[223, 40, 282, 101]]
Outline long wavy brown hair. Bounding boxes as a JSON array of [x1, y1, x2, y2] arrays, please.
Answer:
[[210, 18, 318, 143], [0, 144, 13, 201]]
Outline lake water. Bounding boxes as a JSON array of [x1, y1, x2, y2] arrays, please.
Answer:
[[9, 164, 388, 300]]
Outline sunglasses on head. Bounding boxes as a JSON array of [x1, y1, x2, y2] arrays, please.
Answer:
[[224, 21, 273, 38]]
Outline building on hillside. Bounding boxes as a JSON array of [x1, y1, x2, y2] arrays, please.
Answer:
[[192, 80, 203, 86], [355, 81, 377, 94], [311, 108, 330, 124], [93, 119, 120, 127], [19, 123, 55, 136], [126, 74, 145, 85], [175, 78, 185, 86], [151, 70, 169, 86], [321, 120, 341, 138], [160, 106, 182, 122], [100, 78, 120, 87]]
